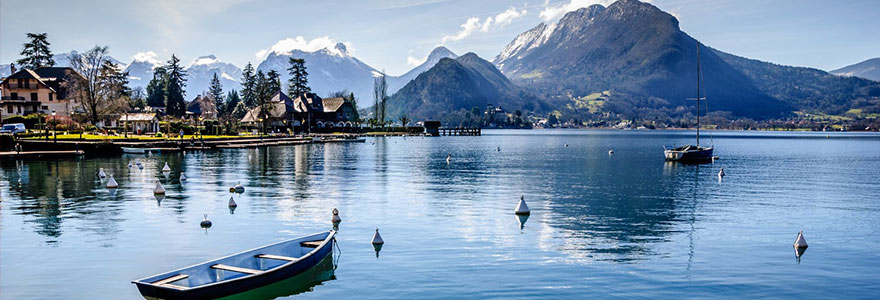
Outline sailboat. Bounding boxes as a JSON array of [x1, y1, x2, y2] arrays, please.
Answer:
[[664, 42, 714, 163]]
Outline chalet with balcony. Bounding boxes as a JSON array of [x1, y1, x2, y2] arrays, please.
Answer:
[[240, 92, 358, 130], [0, 66, 83, 117]]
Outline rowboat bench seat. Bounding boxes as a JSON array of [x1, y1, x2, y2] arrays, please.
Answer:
[[211, 264, 263, 275], [256, 254, 297, 261], [151, 274, 189, 290], [301, 240, 324, 248]]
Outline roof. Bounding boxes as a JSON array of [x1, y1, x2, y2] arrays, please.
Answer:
[[322, 97, 345, 113], [119, 113, 158, 122], [293, 92, 323, 113], [1, 67, 82, 99], [240, 101, 289, 123], [186, 95, 217, 116]]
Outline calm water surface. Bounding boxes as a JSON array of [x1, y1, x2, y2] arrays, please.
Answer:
[[2, 130, 880, 299]]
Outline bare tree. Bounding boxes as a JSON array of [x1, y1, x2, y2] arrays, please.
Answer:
[[373, 71, 387, 127], [67, 46, 129, 125]]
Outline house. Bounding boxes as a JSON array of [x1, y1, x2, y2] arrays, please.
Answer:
[[0, 66, 84, 117], [186, 95, 218, 120], [119, 113, 160, 134], [240, 92, 299, 128], [292, 92, 357, 128], [484, 105, 508, 126]]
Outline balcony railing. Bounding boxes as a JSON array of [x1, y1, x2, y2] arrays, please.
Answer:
[[1, 96, 29, 101]]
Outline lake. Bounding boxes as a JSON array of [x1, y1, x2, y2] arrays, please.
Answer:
[[2, 129, 880, 299]]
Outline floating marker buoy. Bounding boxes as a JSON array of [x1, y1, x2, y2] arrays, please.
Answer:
[[228, 196, 237, 208], [233, 183, 245, 193], [128, 161, 133, 168], [153, 181, 166, 194], [106, 175, 118, 188], [162, 162, 171, 172], [146, 151, 151, 157], [332, 208, 342, 224], [515, 195, 530, 215], [608, 149, 614, 154], [497, 147, 501, 152], [371, 228, 384, 245], [718, 168, 725, 178], [446, 154, 451, 164], [517, 214, 530, 230], [98, 168, 107, 178], [794, 231, 808, 248], [200, 214, 212, 228], [229, 187, 235, 192], [180, 172, 187, 181], [137, 163, 144, 170], [565, 144, 569, 147]]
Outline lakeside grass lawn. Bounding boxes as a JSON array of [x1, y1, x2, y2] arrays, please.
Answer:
[[23, 133, 262, 140]]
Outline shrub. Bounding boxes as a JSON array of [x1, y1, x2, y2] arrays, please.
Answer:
[[155, 132, 164, 138]]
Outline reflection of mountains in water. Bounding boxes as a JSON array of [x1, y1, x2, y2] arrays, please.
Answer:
[[219, 253, 337, 300]]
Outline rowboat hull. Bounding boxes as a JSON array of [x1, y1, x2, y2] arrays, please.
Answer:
[[122, 147, 146, 154], [133, 231, 335, 300], [664, 145, 714, 163]]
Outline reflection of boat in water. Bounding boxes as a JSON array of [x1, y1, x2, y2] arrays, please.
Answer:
[[665, 41, 714, 163], [132, 231, 335, 300]]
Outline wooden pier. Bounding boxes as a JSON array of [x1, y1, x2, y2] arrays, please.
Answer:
[[438, 127, 481, 136], [0, 150, 84, 159]]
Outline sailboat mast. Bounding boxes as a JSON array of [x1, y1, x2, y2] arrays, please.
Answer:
[[696, 42, 701, 147]]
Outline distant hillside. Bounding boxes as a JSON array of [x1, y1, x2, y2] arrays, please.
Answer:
[[831, 58, 880, 82], [714, 51, 880, 115], [388, 46, 458, 93], [385, 53, 546, 122]]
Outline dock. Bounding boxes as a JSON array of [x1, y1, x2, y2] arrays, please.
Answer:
[[438, 127, 481, 136], [0, 150, 84, 159]]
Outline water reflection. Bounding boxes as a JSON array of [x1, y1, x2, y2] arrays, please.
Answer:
[[220, 254, 336, 300]]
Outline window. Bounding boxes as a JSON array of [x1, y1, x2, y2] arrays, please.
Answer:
[[31, 93, 38, 101], [42, 105, 48, 110], [24, 79, 30, 89], [49, 93, 54, 101], [6, 105, 11, 113]]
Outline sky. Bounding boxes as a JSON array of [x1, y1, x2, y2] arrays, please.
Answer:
[[1, 0, 878, 75]]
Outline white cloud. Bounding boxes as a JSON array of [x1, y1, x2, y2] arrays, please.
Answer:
[[254, 36, 352, 61], [191, 56, 220, 66], [539, 0, 613, 21], [132, 51, 162, 66], [442, 7, 527, 43]]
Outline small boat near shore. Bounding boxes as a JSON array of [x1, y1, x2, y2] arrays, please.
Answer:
[[122, 147, 147, 154], [132, 230, 335, 300], [664, 41, 714, 163]]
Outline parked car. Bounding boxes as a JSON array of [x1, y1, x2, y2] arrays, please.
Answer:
[[0, 123, 27, 134]]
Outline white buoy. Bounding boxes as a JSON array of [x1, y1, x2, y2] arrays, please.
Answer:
[[98, 168, 107, 178], [371, 228, 384, 245], [146, 151, 151, 157], [106, 175, 118, 188], [228, 196, 237, 208], [565, 144, 569, 147], [162, 162, 171, 172], [515, 195, 530, 215], [608, 149, 614, 154], [718, 168, 725, 178], [497, 146, 501, 152], [794, 231, 808, 248], [128, 161, 133, 168], [180, 172, 187, 181], [234, 183, 245, 193], [446, 154, 451, 164], [200, 214, 212, 228], [153, 181, 166, 194], [332, 208, 342, 223]]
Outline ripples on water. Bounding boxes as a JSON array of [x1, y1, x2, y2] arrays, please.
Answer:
[[1, 130, 880, 299]]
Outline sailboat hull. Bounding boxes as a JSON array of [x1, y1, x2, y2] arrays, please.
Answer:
[[664, 145, 714, 163]]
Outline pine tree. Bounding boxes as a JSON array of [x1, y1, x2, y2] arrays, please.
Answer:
[[254, 70, 273, 132], [287, 58, 310, 98], [266, 70, 282, 95], [163, 55, 188, 117], [241, 62, 256, 108], [209, 73, 224, 116], [225, 89, 241, 115], [145, 67, 167, 108], [17, 33, 55, 69]]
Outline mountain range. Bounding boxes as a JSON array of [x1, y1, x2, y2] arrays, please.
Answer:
[[831, 58, 880, 81]]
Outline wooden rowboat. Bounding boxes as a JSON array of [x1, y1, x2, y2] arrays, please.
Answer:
[[132, 230, 335, 300], [122, 147, 147, 154]]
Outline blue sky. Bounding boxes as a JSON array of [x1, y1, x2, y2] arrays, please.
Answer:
[[1, 0, 877, 75]]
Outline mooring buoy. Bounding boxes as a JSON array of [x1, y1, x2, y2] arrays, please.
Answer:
[[162, 162, 171, 172], [608, 149, 614, 154], [98, 168, 107, 178], [128, 161, 133, 168], [794, 231, 808, 248], [228, 196, 237, 208], [718, 167, 725, 178], [200, 214, 212, 228], [233, 183, 245, 193], [515, 195, 530, 215], [153, 181, 166, 194], [106, 175, 118, 188], [497, 146, 501, 152], [371, 228, 384, 245], [332, 208, 342, 224], [446, 153, 451, 164], [180, 172, 187, 181]]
